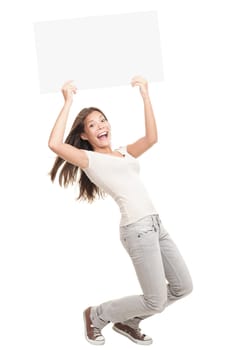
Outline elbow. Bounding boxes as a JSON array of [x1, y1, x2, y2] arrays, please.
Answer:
[[145, 133, 158, 147], [48, 140, 61, 153], [48, 140, 55, 151], [148, 137, 158, 147]]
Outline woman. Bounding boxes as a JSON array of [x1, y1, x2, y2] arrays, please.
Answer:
[[48, 76, 193, 346]]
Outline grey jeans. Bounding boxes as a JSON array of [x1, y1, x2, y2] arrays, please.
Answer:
[[91, 214, 193, 329]]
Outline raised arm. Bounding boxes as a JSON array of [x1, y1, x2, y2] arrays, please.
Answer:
[[48, 81, 88, 169], [127, 76, 158, 158]]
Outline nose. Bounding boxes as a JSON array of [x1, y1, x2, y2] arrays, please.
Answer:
[[97, 122, 104, 129]]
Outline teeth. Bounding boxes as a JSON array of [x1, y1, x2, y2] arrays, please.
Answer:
[[98, 132, 107, 138]]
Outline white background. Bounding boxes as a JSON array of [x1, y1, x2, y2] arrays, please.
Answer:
[[0, 1, 233, 349]]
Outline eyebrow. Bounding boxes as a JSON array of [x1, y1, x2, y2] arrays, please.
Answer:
[[87, 114, 105, 123]]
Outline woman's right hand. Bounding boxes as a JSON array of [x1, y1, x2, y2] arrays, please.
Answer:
[[61, 80, 77, 103]]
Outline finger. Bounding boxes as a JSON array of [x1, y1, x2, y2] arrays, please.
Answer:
[[62, 80, 76, 90], [131, 75, 142, 80], [131, 75, 145, 82], [131, 78, 140, 84], [131, 82, 141, 88], [131, 79, 143, 87], [65, 79, 75, 85]]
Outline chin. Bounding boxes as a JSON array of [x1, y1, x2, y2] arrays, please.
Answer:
[[99, 137, 111, 146], [101, 142, 111, 147], [99, 141, 111, 148]]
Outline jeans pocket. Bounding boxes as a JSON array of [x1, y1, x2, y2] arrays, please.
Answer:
[[137, 228, 155, 238], [137, 228, 160, 252]]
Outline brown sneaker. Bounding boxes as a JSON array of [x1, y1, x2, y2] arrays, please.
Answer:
[[83, 307, 105, 345], [113, 322, 153, 345]]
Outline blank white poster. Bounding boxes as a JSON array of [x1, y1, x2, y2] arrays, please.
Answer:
[[34, 11, 164, 93]]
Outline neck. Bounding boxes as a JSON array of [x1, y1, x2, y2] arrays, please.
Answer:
[[93, 146, 113, 154]]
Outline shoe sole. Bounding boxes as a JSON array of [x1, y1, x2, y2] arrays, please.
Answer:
[[83, 310, 105, 345], [112, 325, 153, 345]]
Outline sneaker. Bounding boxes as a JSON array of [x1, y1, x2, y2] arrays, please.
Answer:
[[83, 307, 105, 345], [113, 322, 153, 345]]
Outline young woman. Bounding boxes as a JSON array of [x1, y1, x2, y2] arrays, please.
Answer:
[[48, 76, 193, 346]]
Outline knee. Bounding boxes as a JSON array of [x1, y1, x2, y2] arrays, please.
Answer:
[[172, 278, 193, 298], [143, 295, 167, 314], [182, 276, 193, 296]]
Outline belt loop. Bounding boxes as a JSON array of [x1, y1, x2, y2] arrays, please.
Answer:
[[150, 215, 154, 226], [151, 214, 157, 230]]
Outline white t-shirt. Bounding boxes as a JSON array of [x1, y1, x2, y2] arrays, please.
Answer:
[[83, 146, 157, 226]]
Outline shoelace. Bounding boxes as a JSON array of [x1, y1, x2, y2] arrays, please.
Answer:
[[90, 324, 102, 338], [135, 328, 146, 339]]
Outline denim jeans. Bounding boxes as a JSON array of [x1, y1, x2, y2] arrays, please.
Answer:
[[91, 214, 193, 329]]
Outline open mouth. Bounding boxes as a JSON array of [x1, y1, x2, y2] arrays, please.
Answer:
[[97, 131, 108, 140]]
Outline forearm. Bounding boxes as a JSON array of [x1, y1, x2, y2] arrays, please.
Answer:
[[48, 101, 72, 148], [142, 92, 158, 144]]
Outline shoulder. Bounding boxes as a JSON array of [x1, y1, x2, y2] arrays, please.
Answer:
[[82, 149, 93, 169], [114, 145, 127, 156], [82, 149, 105, 170], [115, 145, 138, 159]]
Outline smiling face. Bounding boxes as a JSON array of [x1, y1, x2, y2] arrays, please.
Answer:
[[81, 110, 111, 151]]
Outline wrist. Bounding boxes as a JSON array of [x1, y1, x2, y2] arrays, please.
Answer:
[[63, 99, 73, 108], [142, 91, 150, 101]]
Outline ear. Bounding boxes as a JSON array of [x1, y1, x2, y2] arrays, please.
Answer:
[[80, 132, 88, 141]]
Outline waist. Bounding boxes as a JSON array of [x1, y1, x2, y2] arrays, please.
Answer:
[[119, 209, 158, 227]]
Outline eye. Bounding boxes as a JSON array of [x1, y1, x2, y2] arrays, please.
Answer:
[[89, 123, 94, 128], [101, 118, 106, 123]]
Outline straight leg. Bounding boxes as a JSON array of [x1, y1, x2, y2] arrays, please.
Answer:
[[123, 214, 193, 329], [158, 215, 193, 303]]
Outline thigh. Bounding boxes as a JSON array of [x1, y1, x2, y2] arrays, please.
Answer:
[[120, 216, 167, 298]]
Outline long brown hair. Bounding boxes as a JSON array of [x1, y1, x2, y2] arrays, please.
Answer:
[[49, 107, 107, 202]]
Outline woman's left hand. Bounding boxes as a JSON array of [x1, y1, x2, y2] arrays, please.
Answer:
[[131, 76, 149, 98]]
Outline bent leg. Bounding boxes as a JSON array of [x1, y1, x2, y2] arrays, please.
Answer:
[[90, 216, 168, 329]]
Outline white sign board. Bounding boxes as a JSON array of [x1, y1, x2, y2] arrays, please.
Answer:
[[34, 11, 164, 93]]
